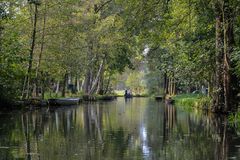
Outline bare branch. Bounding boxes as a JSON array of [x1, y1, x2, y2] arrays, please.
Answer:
[[94, 0, 113, 13]]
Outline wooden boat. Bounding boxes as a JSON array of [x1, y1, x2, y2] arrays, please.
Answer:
[[124, 94, 133, 99], [165, 99, 175, 104], [48, 98, 81, 106], [155, 96, 163, 101], [16, 99, 48, 107]]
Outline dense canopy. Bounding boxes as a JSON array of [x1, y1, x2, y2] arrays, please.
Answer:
[[1, 0, 240, 112]]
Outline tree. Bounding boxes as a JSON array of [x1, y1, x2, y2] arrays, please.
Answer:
[[212, 0, 240, 113]]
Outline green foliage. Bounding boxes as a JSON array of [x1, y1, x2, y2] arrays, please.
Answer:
[[125, 71, 146, 94], [174, 94, 211, 110], [1, 0, 240, 105], [229, 112, 240, 132], [0, 5, 26, 103], [144, 0, 215, 92], [145, 71, 164, 95], [0, 0, 139, 102]]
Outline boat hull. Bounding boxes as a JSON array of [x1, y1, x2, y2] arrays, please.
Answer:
[[124, 95, 133, 99], [48, 98, 80, 106]]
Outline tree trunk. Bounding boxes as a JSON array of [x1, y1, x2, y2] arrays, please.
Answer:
[[222, 0, 238, 112], [41, 76, 45, 100], [84, 70, 91, 94], [77, 78, 81, 92], [167, 77, 170, 95], [212, 0, 239, 113], [164, 73, 168, 95], [168, 77, 173, 96], [62, 73, 68, 97], [172, 78, 176, 95], [23, 4, 38, 99], [89, 59, 105, 95], [84, 41, 94, 94], [212, 3, 225, 112], [81, 78, 85, 91], [55, 81, 60, 94], [223, 1, 231, 112], [96, 65, 105, 95], [104, 76, 111, 94], [35, 2, 47, 97]]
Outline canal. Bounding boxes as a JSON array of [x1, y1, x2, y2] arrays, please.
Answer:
[[0, 98, 240, 160]]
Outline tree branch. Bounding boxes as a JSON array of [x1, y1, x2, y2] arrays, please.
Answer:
[[94, 0, 113, 13]]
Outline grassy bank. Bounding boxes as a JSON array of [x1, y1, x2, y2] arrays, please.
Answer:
[[44, 92, 83, 99], [114, 90, 149, 97], [173, 94, 211, 110]]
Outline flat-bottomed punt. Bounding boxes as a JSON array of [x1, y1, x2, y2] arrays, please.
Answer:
[[48, 98, 81, 106], [124, 94, 133, 99], [165, 99, 175, 104], [155, 96, 163, 101]]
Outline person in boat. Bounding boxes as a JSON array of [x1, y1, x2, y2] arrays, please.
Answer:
[[124, 89, 128, 97], [124, 89, 132, 98]]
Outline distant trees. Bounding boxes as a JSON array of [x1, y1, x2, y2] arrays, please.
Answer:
[[119, 0, 240, 112]]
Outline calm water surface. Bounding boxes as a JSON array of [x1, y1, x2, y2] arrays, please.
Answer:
[[0, 98, 240, 160]]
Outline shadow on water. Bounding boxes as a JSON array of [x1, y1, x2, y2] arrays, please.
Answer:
[[0, 98, 240, 160]]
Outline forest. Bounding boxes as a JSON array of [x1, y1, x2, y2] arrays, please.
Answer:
[[1, 0, 240, 113]]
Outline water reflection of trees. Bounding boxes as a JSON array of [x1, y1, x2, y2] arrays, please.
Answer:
[[210, 115, 230, 160], [1, 99, 240, 160], [163, 104, 177, 142], [21, 103, 132, 159], [83, 103, 132, 159], [144, 102, 237, 160], [83, 103, 103, 142]]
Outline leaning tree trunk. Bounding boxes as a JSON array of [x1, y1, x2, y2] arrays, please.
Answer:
[[23, 3, 38, 99], [35, 1, 47, 97], [96, 64, 105, 95], [89, 59, 105, 95], [104, 75, 111, 94]]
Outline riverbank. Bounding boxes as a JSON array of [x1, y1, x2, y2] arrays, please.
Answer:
[[173, 94, 240, 133], [0, 94, 119, 110], [173, 94, 211, 111]]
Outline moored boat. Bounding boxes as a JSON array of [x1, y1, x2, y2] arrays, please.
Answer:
[[165, 98, 175, 104], [155, 96, 163, 101], [124, 94, 133, 99], [48, 98, 81, 106]]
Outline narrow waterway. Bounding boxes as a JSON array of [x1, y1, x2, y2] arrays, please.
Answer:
[[0, 98, 240, 160]]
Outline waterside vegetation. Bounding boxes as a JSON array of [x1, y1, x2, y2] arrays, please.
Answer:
[[174, 94, 211, 110]]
